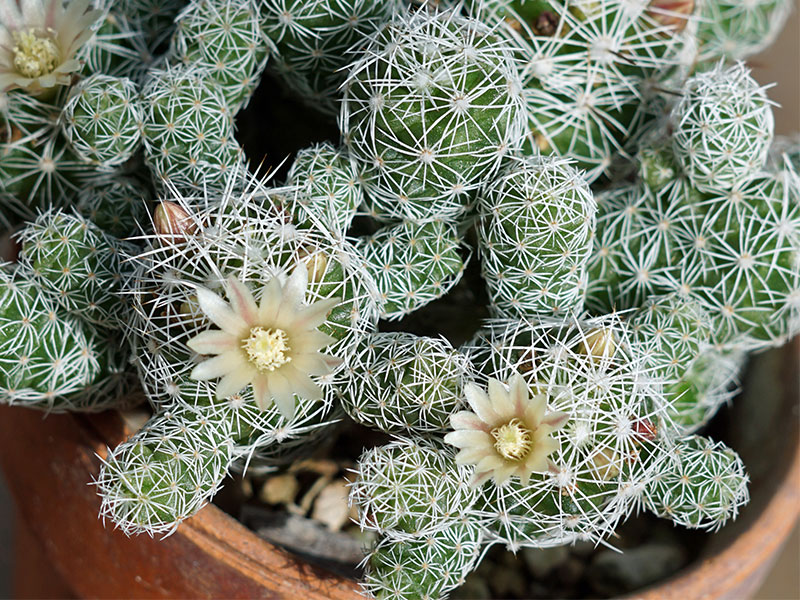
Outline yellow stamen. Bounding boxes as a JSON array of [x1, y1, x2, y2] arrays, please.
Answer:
[[12, 29, 60, 79], [243, 327, 291, 372], [491, 418, 533, 461]]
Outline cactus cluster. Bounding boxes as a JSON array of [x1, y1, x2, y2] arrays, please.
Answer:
[[0, 0, 797, 598]]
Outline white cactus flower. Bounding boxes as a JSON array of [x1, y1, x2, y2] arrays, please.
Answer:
[[187, 263, 341, 420], [445, 374, 568, 487], [0, 0, 100, 93]]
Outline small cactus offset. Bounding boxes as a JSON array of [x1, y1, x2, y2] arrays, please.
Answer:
[[644, 435, 750, 531], [357, 219, 466, 319], [476, 155, 596, 319], [139, 65, 243, 193], [261, 0, 402, 116], [286, 142, 363, 237], [16, 209, 135, 328], [671, 62, 774, 192], [169, 0, 270, 112], [1, 0, 797, 597], [60, 73, 144, 168], [340, 332, 473, 433]]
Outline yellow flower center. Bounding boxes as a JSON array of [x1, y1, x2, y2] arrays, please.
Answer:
[[12, 29, 60, 79], [491, 418, 533, 462], [243, 327, 291, 372]]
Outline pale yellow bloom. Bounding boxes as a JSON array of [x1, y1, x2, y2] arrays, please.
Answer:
[[0, 0, 100, 93], [444, 374, 568, 487], [187, 264, 341, 420]]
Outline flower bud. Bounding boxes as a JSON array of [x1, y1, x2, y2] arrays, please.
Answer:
[[154, 201, 195, 242]]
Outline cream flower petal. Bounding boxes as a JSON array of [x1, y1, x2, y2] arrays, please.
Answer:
[[216, 363, 258, 400], [443, 430, 492, 449], [524, 394, 548, 429], [187, 269, 340, 419], [0, 1, 22, 29], [470, 470, 494, 488], [455, 447, 492, 466], [291, 353, 333, 377], [196, 286, 248, 335], [282, 263, 309, 308], [292, 297, 340, 330], [20, 0, 44, 24], [186, 330, 238, 355], [268, 372, 296, 420], [509, 374, 529, 414], [475, 454, 505, 473], [446, 375, 566, 488], [190, 350, 243, 380], [488, 377, 515, 421], [493, 464, 518, 486], [290, 330, 337, 353], [225, 276, 259, 327], [258, 276, 283, 324], [450, 410, 490, 433], [464, 383, 499, 425], [542, 411, 569, 430], [280, 364, 323, 400], [252, 375, 272, 411]]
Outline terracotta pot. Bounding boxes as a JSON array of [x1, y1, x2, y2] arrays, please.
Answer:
[[0, 340, 797, 600]]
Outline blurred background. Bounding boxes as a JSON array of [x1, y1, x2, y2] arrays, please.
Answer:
[[0, 4, 797, 600]]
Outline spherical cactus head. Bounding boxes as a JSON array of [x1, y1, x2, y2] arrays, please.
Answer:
[[60, 73, 144, 169], [341, 8, 527, 222], [140, 65, 242, 194], [261, 0, 401, 116], [696, 0, 792, 63], [170, 0, 270, 112], [286, 142, 363, 237], [341, 332, 474, 433], [671, 62, 774, 192], [16, 208, 134, 328], [350, 436, 477, 539], [477, 155, 596, 320], [644, 435, 749, 531], [363, 520, 484, 600]]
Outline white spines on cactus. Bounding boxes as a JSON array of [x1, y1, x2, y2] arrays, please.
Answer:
[[139, 65, 243, 194], [695, 0, 792, 63], [462, 314, 672, 549], [79, 3, 153, 81], [357, 219, 466, 320], [0, 264, 131, 412], [114, 0, 189, 52], [97, 400, 235, 536], [260, 0, 401, 116], [0, 132, 90, 222], [60, 73, 144, 169], [472, 0, 695, 181], [340, 7, 527, 222], [363, 519, 484, 600], [286, 142, 363, 237], [350, 436, 477, 540], [170, 0, 270, 112], [644, 435, 749, 531], [587, 167, 800, 351], [98, 172, 380, 534], [671, 62, 774, 192], [16, 208, 135, 328], [75, 172, 151, 238], [626, 293, 743, 434], [340, 332, 473, 433], [127, 173, 379, 411], [477, 155, 596, 320]]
